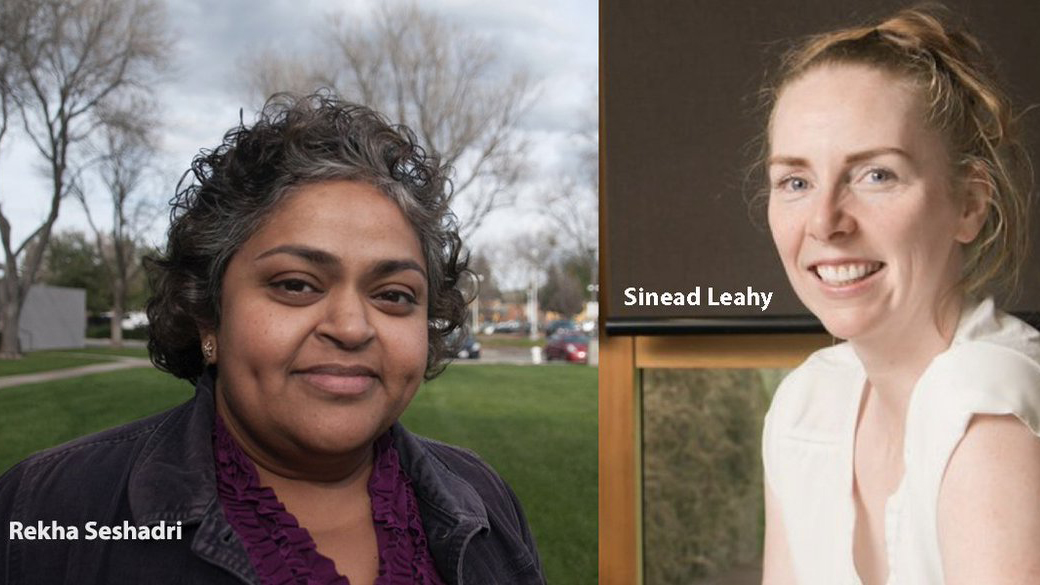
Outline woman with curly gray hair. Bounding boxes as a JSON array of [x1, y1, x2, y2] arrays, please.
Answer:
[[0, 93, 545, 585]]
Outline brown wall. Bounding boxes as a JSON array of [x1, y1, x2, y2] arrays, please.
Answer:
[[603, 0, 1040, 325]]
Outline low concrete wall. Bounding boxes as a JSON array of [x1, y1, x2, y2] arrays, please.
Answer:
[[18, 285, 86, 351]]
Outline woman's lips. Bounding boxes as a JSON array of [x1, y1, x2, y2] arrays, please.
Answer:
[[295, 365, 378, 397]]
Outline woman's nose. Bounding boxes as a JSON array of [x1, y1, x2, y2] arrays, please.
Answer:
[[808, 183, 856, 241], [316, 291, 376, 350]]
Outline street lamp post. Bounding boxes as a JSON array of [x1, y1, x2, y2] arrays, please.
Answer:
[[470, 273, 484, 332]]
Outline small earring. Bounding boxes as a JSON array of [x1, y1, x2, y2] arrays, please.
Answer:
[[202, 339, 215, 361]]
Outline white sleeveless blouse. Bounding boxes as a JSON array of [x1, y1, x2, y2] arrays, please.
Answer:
[[762, 298, 1040, 584]]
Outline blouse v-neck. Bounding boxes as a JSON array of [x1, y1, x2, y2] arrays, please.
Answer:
[[846, 372, 919, 585], [763, 298, 1040, 585], [212, 414, 446, 585]]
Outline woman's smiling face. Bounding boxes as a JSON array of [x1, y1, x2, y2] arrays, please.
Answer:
[[767, 64, 986, 342], [211, 180, 428, 474]]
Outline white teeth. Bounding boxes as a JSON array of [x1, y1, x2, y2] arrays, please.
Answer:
[[814, 262, 881, 286]]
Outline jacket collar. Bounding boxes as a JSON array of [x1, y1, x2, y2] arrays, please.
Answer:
[[127, 371, 491, 535], [127, 370, 220, 525], [391, 422, 490, 531], [126, 370, 257, 581], [126, 371, 493, 583], [391, 422, 491, 584]]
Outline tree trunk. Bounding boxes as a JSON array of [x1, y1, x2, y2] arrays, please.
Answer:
[[0, 275, 23, 358], [109, 307, 124, 348], [110, 280, 124, 348]]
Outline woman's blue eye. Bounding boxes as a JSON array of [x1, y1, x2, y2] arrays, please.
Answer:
[[864, 168, 894, 183], [778, 176, 809, 191]]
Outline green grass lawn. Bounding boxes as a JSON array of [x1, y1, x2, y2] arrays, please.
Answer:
[[404, 364, 597, 584], [0, 350, 116, 377], [0, 363, 597, 584], [0, 369, 193, 470], [70, 346, 151, 358]]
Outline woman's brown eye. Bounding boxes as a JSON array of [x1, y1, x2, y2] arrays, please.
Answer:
[[272, 279, 318, 294], [378, 290, 418, 305]]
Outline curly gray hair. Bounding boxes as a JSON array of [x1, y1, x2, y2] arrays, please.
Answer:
[[146, 92, 469, 382]]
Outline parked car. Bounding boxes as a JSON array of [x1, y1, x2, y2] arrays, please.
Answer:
[[544, 333, 589, 364], [121, 311, 149, 330], [448, 330, 481, 359], [490, 320, 530, 335], [457, 335, 481, 359], [545, 319, 577, 338]]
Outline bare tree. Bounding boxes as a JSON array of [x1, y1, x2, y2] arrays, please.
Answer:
[[540, 261, 585, 317], [73, 97, 160, 347], [0, 0, 167, 357], [469, 252, 501, 306], [495, 230, 553, 292], [0, 0, 41, 352], [241, 49, 318, 105], [0, 0, 28, 153], [541, 175, 596, 273], [245, 1, 534, 237], [538, 102, 598, 284]]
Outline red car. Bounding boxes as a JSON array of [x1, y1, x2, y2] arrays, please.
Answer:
[[544, 333, 589, 364]]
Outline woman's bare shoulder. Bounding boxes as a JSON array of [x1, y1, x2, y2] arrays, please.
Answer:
[[938, 414, 1040, 584]]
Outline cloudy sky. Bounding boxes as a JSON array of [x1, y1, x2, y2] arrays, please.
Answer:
[[0, 0, 597, 258]]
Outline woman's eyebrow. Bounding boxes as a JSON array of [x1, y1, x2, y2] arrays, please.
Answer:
[[254, 246, 426, 280], [767, 155, 808, 168], [255, 244, 339, 268], [371, 259, 428, 281], [768, 148, 913, 168], [844, 147, 912, 164]]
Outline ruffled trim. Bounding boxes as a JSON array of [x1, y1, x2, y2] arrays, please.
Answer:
[[214, 414, 348, 585], [213, 416, 445, 585], [369, 432, 445, 585]]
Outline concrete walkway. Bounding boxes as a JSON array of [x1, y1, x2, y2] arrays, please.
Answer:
[[0, 357, 152, 389]]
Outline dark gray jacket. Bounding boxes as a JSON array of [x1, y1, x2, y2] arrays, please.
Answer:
[[0, 373, 544, 584]]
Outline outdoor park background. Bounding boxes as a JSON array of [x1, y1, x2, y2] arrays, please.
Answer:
[[0, 0, 598, 583], [0, 1, 793, 583], [0, 353, 597, 584]]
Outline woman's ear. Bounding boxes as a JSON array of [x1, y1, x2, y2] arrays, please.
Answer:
[[955, 163, 992, 244], [199, 329, 218, 364]]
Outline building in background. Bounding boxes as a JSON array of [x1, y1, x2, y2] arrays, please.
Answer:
[[16, 285, 86, 351]]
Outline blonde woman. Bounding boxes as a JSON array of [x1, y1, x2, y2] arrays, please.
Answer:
[[760, 8, 1040, 585]]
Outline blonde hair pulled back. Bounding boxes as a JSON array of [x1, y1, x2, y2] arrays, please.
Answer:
[[765, 5, 1034, 298]]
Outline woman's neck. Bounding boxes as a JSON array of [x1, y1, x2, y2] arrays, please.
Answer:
[[850, 295, 965, 417], [253, 457, 374, 534], [214, 394, 376, 487], [215, 400, 377, 536]]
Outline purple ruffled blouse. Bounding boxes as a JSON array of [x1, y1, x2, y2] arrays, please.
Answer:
[[213, 415, 446, 585]]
